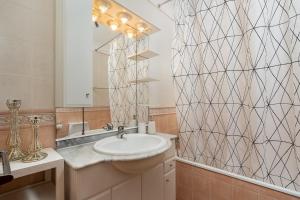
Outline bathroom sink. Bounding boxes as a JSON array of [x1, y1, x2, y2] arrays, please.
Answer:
[[93, 134, 171, 174], [93, 134, 168, 156]]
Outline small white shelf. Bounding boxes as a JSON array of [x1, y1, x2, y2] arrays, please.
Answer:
[[127, 49, 159, 61], [128, 77, 159, 84], [0, 148, 64, 200], [0, 182, 55, 200]]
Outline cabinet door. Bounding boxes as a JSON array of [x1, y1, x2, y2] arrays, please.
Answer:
[[112, 176, 141, 200], [56, 0, 93, 107], [88, 189, 111, 200], [142, 164, 164, 200], [164, 169, 175, 200]]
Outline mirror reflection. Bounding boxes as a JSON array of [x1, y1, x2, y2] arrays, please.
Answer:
[[55, 0, 159, 139]]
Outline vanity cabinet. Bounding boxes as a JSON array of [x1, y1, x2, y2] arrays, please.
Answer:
[[88, 190, 111, 200], [142, 163, 164, 200], [64, 140, 176, 200], [164, 170, 176, 200], [55, 0, 93, 107], [163, 157, 176, 200], [112, 176, 142, 200]]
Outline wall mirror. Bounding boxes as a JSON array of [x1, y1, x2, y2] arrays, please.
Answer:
[[55, 0, 159, 140]]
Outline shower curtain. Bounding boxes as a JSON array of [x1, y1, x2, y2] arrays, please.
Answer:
[[172, 0, 300, 192], [108, 36, 149, 126]]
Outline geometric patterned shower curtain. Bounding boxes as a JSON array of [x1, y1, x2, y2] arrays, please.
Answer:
[[172, 0, 300, 192]]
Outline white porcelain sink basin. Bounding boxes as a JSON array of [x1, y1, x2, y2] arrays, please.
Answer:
[[93, 134, 171, 174], [93, 134, 168, 156]]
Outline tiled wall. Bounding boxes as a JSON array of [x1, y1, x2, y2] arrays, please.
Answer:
[[0, 110, 56, 150], [0, 0, 56, 149], [0, 0, 55, 111], [55, 106, 177, 138], [150, 107, 178, 136], [56, 107, 111, 138], [176, 161, 299, 200], [0, 0, 58, 193]]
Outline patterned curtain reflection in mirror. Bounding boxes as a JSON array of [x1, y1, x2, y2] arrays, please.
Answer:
[[108, 35, 149, 127]]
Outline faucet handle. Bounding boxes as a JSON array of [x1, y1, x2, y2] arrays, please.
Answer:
[[107, 123, 113, 130], [118, 126, 124, 132]]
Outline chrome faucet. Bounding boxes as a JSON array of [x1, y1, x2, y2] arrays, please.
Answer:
[[103, 123, 114, 131], [117, 126, 126, 139]]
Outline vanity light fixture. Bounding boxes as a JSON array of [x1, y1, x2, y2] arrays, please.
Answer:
[[137, 22, 147, 33], [92, 0, 159, 37], [108, 20, 119, 31], [118, 12, 132, 24], [99, 0, 111, 13]]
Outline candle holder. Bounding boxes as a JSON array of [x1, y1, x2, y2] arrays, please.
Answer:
[[22, 116, 47, 162], [6, 99, 25, 161]]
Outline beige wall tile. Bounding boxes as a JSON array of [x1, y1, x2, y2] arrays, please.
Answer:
[[210, 176, 233, 200], [0, 1, 33, 41], [0, 74, 32, 110], [150, 107, 178, 136], [0, 38, 32, 76], [31, 43, 54, 80], [0, 124, 55, 151], [233, 186, 259, 200], [30, 78, 54, 109], [176, 161, 298, 200], [259, 194, 275, 200], [10, 0, 54, 15], [177, 185, 193, 200], [259, 187, 299, 200], [0, 0, 55, 111], [192, 168, 210, 200], [55, 107, 111, 138], [176, 162, 193, 187]]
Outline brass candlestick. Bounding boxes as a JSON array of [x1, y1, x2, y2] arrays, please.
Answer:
[[6, 99, 25, 161], [22, 116, 47, 162]]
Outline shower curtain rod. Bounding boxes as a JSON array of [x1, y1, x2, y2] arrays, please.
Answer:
[[94, 33, 122, 52], [146, 0, 174, 21], [94, 50, 110, 56], [158, 0, 172, 8]]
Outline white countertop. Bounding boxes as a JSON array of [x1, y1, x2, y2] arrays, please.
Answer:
[[57, 133, 177, 169]]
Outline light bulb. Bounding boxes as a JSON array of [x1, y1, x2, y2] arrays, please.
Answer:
[[137, 23, 147, 33], [118, 12, 131, 24], [110, 24, 118, 31], [108, 20, 119, 31], [99, 1, 110, 13], [99, 5, 108, 13], [138, 26, 145, 32], [120, 17, 128, 24]]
